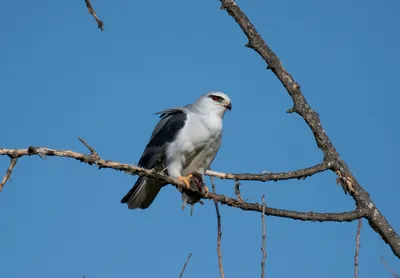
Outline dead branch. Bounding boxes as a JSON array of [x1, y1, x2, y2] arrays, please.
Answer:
[[0, 144, 365, 222], [354, 219, 362, 278], [219, 0, 400, 259], [84, 0, 104, 31], [0, 157, 18, 191], [179, 253, 192, 278], [210, 176, 225, 278], [206, 162, 330, 182], [261, 195, 267, 278], [78, 137, 99, 156]]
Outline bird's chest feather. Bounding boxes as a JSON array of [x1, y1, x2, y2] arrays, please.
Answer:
[[166, 113, 222, 175], [179, 114, 222, 173], [182, 114, 222, 152]]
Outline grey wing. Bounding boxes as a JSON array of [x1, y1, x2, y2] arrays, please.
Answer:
[[120, 109, 188, 209]]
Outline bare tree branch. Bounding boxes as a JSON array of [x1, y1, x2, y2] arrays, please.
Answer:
[[261, 195, 267, 278], [219, 0, 400, 259], [0, 156, 18, 192], [206, 162, 330, 182], [84, 0, 104, 31], [210, 193, 364, 222], [0, 144, 365, 222], [179, 253, 192, 278], [210, 176, 225, 278], [354, 219, 362, 278]]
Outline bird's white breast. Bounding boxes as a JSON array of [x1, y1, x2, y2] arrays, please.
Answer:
[[166, 112, 223, 178]]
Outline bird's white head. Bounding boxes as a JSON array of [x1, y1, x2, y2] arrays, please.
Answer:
[[194, 91, 232, 117]]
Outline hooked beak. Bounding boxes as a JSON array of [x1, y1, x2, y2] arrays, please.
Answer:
[[224, 102, 232, 111]]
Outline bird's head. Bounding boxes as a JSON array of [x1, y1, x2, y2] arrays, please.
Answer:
[[195, 91, 232, 117]]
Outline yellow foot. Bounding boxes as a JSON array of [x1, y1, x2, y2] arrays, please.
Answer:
[[203, 185, 209, 194], [177, 174, 194, 189]]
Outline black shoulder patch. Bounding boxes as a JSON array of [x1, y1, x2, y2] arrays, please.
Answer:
[[136, 111, 187, 168], [149, 111, 187, 147]]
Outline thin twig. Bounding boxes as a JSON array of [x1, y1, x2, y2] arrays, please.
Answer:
[[211, 176, 225, 278], [219, 0, 400, 259], [84, 0, 104, 31], [78, 137, 99, 156], [206, 162, 331, 182], [179, 253, 192, 278], [234, 180, 243, 201], [261, 195, 267, 278], [380, 257, 400, 278], [354, 219, 362, 278], [0, 157, 18, 191]]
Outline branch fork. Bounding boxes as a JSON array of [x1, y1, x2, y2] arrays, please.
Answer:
[[219, 0, 400, 259]]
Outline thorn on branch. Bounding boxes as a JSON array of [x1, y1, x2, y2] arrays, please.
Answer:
[[0, 157, 18, 191], [84, 0, 104, 31], [78, 137, 99, 158], [261, 195, 267, 278], [245, 42, 252, 48], [179, 253, 192, 278]]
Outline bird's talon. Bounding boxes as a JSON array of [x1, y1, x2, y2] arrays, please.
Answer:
[[177, 174, 194, 189]]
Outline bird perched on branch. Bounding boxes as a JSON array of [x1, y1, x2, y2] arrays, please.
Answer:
[[121, 91, 232, 209]]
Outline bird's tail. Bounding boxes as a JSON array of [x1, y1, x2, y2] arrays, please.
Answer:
[[121, 177, 165, 209]]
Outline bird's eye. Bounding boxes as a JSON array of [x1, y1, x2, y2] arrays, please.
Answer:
[[210, 95, 223, 102]]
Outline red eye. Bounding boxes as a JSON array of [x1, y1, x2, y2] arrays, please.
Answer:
[[210, 95, 223, 102]]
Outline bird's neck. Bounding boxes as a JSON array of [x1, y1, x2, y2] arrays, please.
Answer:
[[198, 112, 223, 132]]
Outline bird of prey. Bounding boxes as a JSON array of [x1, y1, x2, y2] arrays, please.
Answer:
[[121, 91, 232, 209]]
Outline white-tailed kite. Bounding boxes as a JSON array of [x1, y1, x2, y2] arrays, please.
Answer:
[[121, 92, 232, 209]]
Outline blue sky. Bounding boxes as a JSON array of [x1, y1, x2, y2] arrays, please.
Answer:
[[1, 0, 399, 277]]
